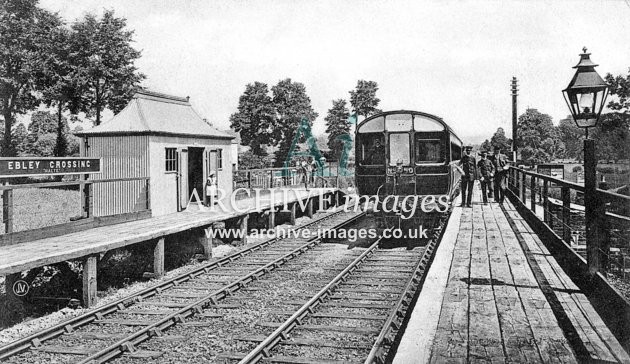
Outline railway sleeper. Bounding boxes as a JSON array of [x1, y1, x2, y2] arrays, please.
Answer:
[[235, 335, 373, 350], [257, 321, 379, 334], [282, 300, 392, 309], [220, 353, 359, 364], [64, 332, 186, 341], [34, 345, 163, 358], [266, 310, 386, 321]]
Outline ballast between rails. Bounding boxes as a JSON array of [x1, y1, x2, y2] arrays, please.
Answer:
[[238, 207, 452, 364], [75, 211, 365, 364], [238, 232, 391, 364], [366, 211, 449, 363], [0, 209, 356, 361]]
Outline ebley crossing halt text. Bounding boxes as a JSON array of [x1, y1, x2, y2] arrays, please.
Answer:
[[0, 157, 101, 177]]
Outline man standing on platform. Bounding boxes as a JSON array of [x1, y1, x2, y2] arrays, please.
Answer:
[[455, 145, 476, 207], [490, 146, 509, 203], [477, 150, 495, 204]]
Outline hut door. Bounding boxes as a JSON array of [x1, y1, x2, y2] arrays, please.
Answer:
[[178, 149, 189, 210]]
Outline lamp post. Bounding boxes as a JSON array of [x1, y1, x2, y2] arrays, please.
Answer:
[[562, 47, 609, 275]]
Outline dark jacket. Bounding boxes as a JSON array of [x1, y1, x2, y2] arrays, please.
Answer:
[[489, 153, 509, 174], [477, 158, 495, 179], [460, 155, 477, 180]]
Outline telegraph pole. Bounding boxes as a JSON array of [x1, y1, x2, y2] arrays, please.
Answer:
[[511, 77, 518, 163]]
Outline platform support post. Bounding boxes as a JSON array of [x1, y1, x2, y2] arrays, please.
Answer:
[[153, 238, 165, 277], [268, 209, 275, 229], [306, 199, 313, 218], [240, 215, 249, 245], [335, 191, 340, 207], [561, 187, 571, 245], [290, 203, 296, 225], [202, 227, 213, 259], [4, 273, 22, 301], [82, 255, 98, 308]]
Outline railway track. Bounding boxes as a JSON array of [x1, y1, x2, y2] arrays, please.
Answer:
[[0, 209, 364, 363], [231, 210, 450, 364]]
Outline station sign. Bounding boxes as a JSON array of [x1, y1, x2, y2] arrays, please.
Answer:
[[0, 157, 102, 178]]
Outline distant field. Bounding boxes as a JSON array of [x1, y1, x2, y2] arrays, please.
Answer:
[[0, 188, 82, 234]]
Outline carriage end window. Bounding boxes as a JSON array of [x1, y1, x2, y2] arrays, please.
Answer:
[[166, 148, 177, 172], [389, 133, 410, 166], [416, 139, 444, 163], [360, 134, 385, 165]]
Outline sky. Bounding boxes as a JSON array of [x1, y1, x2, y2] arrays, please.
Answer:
[[40, 0, 630, 144]]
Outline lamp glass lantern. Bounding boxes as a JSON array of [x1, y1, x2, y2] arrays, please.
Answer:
[[562, 48, 609, 131]]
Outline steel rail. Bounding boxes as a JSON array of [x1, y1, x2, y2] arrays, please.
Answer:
[[0, 209, 348, 360], [365, 213, 448, 363], [238, 232, 388, 364], [77, 211, 366, 364]]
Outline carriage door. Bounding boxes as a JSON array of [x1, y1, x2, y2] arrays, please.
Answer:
[[178, 149, 189, 211]]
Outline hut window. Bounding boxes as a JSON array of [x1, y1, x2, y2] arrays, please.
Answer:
[[217, 149, 223, 169], [166, 148, 178, 172]]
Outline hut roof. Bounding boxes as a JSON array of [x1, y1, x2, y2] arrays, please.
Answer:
[[77, 89, 233, 140]]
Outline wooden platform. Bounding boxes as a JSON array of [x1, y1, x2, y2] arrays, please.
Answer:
[[0, 188, 337, 276], [394, 184, 629, 363]]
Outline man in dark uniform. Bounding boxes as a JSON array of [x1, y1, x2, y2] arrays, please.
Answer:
[[477, 150, 495, 204], [456, 145, 476, 207], [489, 146, 509, 203]]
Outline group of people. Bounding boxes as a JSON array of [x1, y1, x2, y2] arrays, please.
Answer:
[[456, 145, 510, 207]]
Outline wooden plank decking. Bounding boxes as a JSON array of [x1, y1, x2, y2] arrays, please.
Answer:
[[0, 188, 337, 276], [394, 184, 629, 363]]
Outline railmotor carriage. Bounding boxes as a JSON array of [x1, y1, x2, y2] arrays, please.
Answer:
[[355, 110, 462, 237]]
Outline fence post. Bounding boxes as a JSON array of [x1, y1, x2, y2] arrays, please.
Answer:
[[561, 186, 571, 245], [521, 172, 527, 202], [145, 178, 151, 210], [530, 176, 536, 215], [2, 185, 13, 234], [542, 180, 550, 227], [84, 182, 93, 218]]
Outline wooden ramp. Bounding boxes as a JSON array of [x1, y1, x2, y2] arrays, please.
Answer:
[[394, 184, 629, 363]]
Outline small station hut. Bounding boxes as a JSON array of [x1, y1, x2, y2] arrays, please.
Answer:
[[77, 89, 234, 216]]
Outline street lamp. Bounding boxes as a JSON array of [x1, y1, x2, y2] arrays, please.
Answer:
[[562, 47, 609, 137], [562, 47, 609, 275]]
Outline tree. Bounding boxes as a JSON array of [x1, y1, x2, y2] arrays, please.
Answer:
[[25, 111, 71, 156], [0, 0, 63, 156], [349, 80, 380, 121], [489, 127, 512, 151], [605, 68, 629, 112], [324, 99, 351, 159], [229, 82, 276, 156], [13, 123, 28, 155], [271, 78, 318, 166], [557, 116, 584, 160], [480, 139, 491, 151], [591, 112, 630, 162], [238, 150, 272, 170], [70, 10, 144, 125], [517, 108, 564, 165]]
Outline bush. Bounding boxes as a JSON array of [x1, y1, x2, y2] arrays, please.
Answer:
[[596, 166, 615, 174], [572, 166, 582, 173]]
